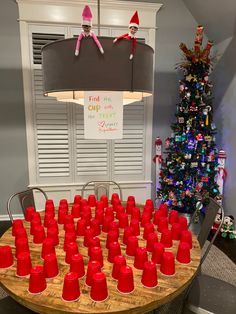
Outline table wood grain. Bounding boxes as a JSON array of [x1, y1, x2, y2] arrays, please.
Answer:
[[0, 207, 201, 314]]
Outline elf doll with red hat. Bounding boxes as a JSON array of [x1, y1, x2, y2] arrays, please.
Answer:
[[75, 5, 104, 56], [113, 11, 139, 60]]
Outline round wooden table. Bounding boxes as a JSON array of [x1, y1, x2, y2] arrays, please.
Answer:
[[0, 208, 201, 314]]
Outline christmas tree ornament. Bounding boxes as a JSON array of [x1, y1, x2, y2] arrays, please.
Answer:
[[113, 11, 139, 60], [75, 5, 104, 56]]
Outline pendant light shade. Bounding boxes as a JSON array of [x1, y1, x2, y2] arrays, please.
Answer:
[[42, 37, 154, 105]]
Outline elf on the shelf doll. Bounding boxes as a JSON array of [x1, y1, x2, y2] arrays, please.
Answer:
[[75, 5, 104, 56], [113, 11, 139, 60]]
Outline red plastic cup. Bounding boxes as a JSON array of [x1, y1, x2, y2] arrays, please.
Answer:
[[100, 195, 108, 208], [111, 193, 119, 204], [158, 216, 168, 233], [123, 226, 134, 245], [43, 253, 59, 278], [160, 229, 173, 248], [90, 218, 101, 236], [45, 199, 55, 209], [105, 207, 114, 220], [153, 210, 164, 225], [28, 266, 47, 294], [119, 212, 129, 228], [31, 212, 41, 223], [112, 198, 121, 212], [96, 200, 104, 211], [109, 221, 119, 234], [179, 216, 188, 231], [141, 211, 151, 227], [146, 232, 158, 252], [41, 237, 55, 259], [73, 194, 81, 205], [63, 232, 76, 251], [180, 229, 192, 249], [80, 198, 88, 211], [12, 219, 23, 236], [108, 241, 121, 263], [76, 218, 87, 236], [112, 255, 126, 280], [141, 261, 158, 288], [14, 228, 27, 245], [25, 207, 35, 222], [129, 219, 140, 236], [70, 253, 85, 278], [90, 246, 104, 268], [134, 247, 148, 270], [126, 200, 135, 215], [117, 265, 134, 293], [159, 203, 168, 216], [64, 222, 76, 234], [64, 214, 74, 227], [30, 218, 41, 236], [151, 242, 165, 264], [84, 228, 94, 247], [127, 195, 136, 205], [45, 203, 55, 215], [90, 272, 108, 302], [160, 252, 175, 276], [145, 199, 154, 211], [47, 227, 59, 246], [59, 198, 68, 208], [33, 224, 46, 244], [71, 203, 80, 218], [169, 210, 179, 224], [171, 223, 182, 240], [116, 205, 125, 220], [88, 194, 97, 207], [47, 218, 58, 232], [15, 237, 29, 258], [58, 207, 67, 224], [16, 251, 31, 277], [88, 237, 101, 256], [86, 260, 102, 286], [102, 216, 113, 233], [106, 230, 119, 249], [62, 272, 80, 301], [65, 242, 78, 264], [95, 209, 104, 225], [0, 245, 14, 268], [126, 236, 139, 257], [82, 207, 92, 225], [143, 222, 155, 240], [176, 242, 191, 264], [44, 211, 54, 228], [131, 207, 141, 221]]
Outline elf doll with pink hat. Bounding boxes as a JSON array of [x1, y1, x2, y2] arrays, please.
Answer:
[[75, 5, 104, 56], [113, 11, 139, 60]]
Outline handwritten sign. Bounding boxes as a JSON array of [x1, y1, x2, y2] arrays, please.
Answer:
[[84, 91, 123, 139]]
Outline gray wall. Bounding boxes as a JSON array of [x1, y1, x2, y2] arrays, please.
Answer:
[[0, 0, 235, 217], [0, 0, 29, 217]]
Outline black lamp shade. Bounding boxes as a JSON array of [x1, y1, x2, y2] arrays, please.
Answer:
[[42, 36, 154, 99]]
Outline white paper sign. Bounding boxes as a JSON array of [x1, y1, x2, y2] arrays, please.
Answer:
[[84, 91, 123, 139]]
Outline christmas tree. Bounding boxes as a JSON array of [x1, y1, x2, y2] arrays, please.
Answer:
[[158, 25, 220, 213]]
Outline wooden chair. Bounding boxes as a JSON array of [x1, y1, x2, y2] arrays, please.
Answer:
[[81, 180, 123, 201], [182, 197, 236, 314], [6, 187, 48, 223]]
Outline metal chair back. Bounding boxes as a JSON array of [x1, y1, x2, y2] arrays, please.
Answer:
[[7, 187, 48, 223], [81, 180, 123, 201]]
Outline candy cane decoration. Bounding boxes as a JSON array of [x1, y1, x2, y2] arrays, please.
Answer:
[[217, 149, 227, 205], [153, 137, 163, 192]]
